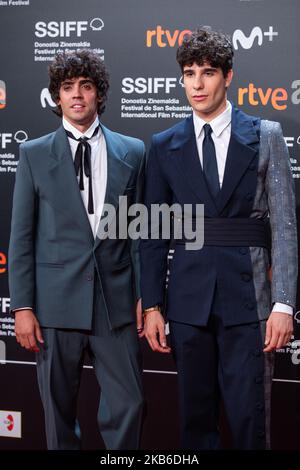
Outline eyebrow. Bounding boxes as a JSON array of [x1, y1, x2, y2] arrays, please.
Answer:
[[61, 79, 94, 86], [202, 67, 217, 72], [183, 66, 218, 73]]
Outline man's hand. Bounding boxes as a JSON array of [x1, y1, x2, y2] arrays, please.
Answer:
[[264, 311, 293, 352], [144, 310, 171, 353], [14, 309, 44, 352], [136, 298, 144, 338]]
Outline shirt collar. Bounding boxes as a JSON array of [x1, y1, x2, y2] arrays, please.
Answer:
[[193, 100, 232, 138], [63, 116, 101, 140]]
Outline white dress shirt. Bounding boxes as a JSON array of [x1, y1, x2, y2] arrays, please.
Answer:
[[192, 101, 292, 316], [193, 100, 232, 188], [63, 116, 107, 238]]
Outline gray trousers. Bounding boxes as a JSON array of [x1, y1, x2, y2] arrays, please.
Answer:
[[36, 283, 144, 450]]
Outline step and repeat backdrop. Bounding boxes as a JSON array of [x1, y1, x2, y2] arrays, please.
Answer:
[[0, 0, 300, 449]]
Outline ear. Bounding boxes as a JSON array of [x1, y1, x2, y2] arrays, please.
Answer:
[[225, 69, 233, 89]]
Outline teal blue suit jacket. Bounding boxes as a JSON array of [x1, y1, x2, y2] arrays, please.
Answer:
[[9, 123, 145, 330]]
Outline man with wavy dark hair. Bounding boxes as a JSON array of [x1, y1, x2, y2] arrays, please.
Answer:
[[9, 50, 145, 450], [141, 28, 297, 449], [48, 50, 109, 117]]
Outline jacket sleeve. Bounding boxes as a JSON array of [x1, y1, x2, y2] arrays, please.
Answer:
[[140, 135, 173, 310], [8, 144, 37, 311], [265, 121, 298, 309]]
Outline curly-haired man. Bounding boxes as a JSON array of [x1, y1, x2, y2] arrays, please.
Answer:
[[9, 50, 145, 450]]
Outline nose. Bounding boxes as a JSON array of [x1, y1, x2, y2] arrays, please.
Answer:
[[72, 84, 83, 98], [193, 74, 204, 90]]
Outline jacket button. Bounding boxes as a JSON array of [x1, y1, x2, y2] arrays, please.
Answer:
[[253, 348, 262, 357], [256, 402, 264, 411], [255, 376, 263, 384], [86, 274, 94, 281], [245, 193, 254, 201], [249, 163, 256, 171], [239, 247, 248, 255], [241, 273, 252, 282], [245, 301, 255, 310], [257, 430, 265, 438]]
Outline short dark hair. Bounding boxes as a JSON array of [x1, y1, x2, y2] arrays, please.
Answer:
[[176, 28, 234, 77], [48, 49, 109, 117]]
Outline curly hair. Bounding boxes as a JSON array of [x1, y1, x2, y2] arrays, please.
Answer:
[[48, 50, 109, 117], [176, 28, 234, 77]]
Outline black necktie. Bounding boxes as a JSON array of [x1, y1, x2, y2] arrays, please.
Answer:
[[202, 123, 220, 200], [65, 125, 99, 214]]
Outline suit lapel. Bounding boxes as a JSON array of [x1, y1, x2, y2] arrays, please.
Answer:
[[48, 126, 94, 242], [216, 106, 260, 214], [170, 116, 218, 216], [94, 125, 133, 249]]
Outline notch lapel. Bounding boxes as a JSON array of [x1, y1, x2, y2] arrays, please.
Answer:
[[94, 125, 133, 249], [47, 126, 94, 242], [170, 116, 218, 216], [216, 106, 260, 214]]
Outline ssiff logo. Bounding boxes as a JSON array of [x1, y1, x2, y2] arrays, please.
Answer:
[[0, 80, 6, 109], [0, 130, 28, 148], [284, 136, 300, 148], [35, 18, 104, 38], [0, 411, 21, 438]]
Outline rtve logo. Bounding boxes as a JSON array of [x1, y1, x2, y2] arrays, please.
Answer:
[[35, 18, 104, 38], [146, 26, 191, 47], [232, 26, 278, 50], [0, 80, 6, 109], [238, 80, 300, 111], [0, 252, 7, 274], [146, 25, 278, 50], [0, 130, 28, 148]]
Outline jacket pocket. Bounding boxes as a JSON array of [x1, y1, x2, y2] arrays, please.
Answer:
[[36, 262, 64, 268]]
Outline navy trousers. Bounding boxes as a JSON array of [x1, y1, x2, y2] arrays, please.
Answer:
[[169, 288, 271, 450]]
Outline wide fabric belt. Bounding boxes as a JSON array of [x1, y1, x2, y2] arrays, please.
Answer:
[[174, 217, 271, 248]]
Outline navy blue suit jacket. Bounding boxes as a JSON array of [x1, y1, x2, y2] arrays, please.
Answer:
[[140, 106, 297, 326]]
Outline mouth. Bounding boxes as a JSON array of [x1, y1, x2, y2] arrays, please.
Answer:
[[193, 95, 208, 102], [71, 104, 85, 110]]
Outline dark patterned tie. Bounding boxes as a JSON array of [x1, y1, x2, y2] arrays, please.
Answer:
[[65, 125, 99, 214], [202, 123, 220, 200]]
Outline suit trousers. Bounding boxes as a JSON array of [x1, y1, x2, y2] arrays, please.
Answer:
[[36, 277, 145, 450], [169, 288, 273, 450]]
